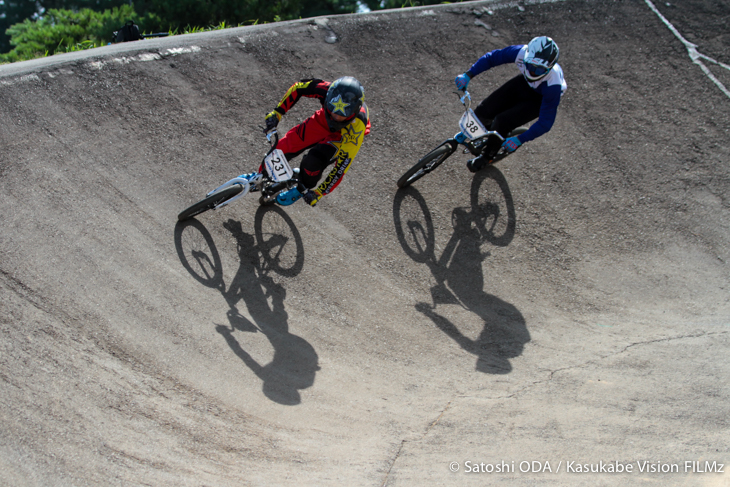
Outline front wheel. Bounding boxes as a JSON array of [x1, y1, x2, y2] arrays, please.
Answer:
[[177, 185, 243, 221], [397, 141, 455, 188]]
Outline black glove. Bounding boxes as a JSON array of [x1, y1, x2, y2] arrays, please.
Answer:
[[302, 189, 319, 207], [264, 111, 280, 133]]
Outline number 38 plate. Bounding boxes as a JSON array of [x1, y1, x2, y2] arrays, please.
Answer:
[[264, 149, 293, 182], [459, 108, 488, 140]]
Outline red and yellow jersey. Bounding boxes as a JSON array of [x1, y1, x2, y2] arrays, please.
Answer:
[[273, 79, 371, 204], [308, 103, 369, 203]]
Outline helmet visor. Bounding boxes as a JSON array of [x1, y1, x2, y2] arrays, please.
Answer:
[[526, 62, 548, 78]]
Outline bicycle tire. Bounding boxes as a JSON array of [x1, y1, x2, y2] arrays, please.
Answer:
[[177, 185, 243, 221], [397, 143, 454, 189]]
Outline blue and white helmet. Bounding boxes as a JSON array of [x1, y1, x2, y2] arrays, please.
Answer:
[[523, 36, 560, 82]]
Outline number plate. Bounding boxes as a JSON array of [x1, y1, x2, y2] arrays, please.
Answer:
[[459, 109, 488, 140], [264, 149, 293, 182]]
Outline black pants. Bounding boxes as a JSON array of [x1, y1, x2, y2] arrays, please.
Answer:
[[474, 74, 542, 157], [283, 143, 337, 190]]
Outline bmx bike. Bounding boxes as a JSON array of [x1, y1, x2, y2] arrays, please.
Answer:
[[178, 129, 298, 221], [397, 90, 527, 189]]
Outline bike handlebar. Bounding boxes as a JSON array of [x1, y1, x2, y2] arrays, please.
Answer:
[[454, 89, 507, 145], [265, 128, 279, 146], [456, 89, 472, 109], [264, 128, 280, 158]]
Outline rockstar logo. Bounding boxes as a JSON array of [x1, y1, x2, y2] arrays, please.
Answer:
[[341, 124, 363, 146], [329, 94, 350, 116]]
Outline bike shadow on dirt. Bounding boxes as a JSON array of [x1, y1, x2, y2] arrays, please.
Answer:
[[393, 167, 529, 374], [174, 206, 318, 405]]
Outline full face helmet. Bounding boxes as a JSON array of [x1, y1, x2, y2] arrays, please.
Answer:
[[324, 76, 364, 131], [523, 36, 560, 82]]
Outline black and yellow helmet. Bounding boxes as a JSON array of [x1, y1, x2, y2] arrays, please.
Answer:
[[324, 76, 364, 131]]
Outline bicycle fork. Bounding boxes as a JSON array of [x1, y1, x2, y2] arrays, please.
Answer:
[[206, 173, 260, 209]]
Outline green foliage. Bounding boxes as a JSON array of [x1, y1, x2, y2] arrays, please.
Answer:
[[0, 0, 130, 53], [297, 0, 361, 17], [0, 0, 471, 64], [363, 0, 464, 10], [130, 0, 360, 32], [0, 5, 161, 63]]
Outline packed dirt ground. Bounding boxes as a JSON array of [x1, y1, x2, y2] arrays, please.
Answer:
[[1, 0, 729, 485]]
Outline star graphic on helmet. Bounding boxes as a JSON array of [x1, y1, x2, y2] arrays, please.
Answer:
[[341, 124, 363, 145], [329, 94, 350, 116]]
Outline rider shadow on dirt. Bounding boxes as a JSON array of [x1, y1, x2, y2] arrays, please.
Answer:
[[174, 206, 318, 405], [393, 167, 530, 374]]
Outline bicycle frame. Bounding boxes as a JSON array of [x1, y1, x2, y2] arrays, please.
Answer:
[[396, 89, 527, 189], [204, 130, 284, 210]]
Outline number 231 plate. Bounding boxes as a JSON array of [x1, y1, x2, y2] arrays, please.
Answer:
[[264, 149, 293, 182]]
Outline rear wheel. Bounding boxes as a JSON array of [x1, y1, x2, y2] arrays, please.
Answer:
[[177, 185, 243, 221], [397, 142, 455, 189]]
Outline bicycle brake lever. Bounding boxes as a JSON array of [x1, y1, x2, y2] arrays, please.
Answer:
[[265, 128, 278, 144], [458, 90, 471, 107]]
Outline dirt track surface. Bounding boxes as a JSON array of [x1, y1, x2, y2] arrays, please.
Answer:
[[1, 0, 729, 485]]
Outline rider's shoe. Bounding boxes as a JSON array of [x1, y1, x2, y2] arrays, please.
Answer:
[[466, 154, 492, 173], [276, 186, 302, 206], [454, 132, 467, 144]]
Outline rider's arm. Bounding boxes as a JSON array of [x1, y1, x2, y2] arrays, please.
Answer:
[[518, 83, 562, 143], [466, 45, 523, 78], [267, 78, 330, 121]]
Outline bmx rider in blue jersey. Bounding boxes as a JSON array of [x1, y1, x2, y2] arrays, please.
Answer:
[[454, 36, 567, 172]]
